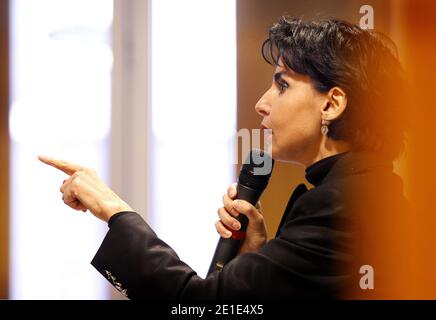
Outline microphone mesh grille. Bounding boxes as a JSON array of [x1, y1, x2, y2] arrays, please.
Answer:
[[238, 149, 274, 191]]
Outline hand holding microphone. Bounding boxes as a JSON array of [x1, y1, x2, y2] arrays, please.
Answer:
[[208, 149, 274, 276], [215, 183, 268, 255]]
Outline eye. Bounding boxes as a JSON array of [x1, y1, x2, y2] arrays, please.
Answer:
[[277, 80, 289, 95], [273, 72, 289, 95]]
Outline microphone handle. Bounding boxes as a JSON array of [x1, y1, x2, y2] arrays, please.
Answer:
[[207, 184, 262, 276]]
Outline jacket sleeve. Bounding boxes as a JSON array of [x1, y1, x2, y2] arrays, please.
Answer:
[[91, 187, 351, 300]]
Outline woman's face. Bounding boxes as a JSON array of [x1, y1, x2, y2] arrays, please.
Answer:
[[255, 63, 327, 165]]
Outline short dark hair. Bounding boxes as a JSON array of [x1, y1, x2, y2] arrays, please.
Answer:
[[262, 17, 407, 160]]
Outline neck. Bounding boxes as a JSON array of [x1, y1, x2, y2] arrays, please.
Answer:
[[302, 137, 351, 168]]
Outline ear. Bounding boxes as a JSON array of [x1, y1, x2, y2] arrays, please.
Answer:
[[321, 87, 347, 121]]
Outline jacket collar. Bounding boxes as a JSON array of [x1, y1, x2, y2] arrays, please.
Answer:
[[305, 151, 393, 186]]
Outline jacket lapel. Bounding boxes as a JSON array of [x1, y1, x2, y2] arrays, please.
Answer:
[[275, 183, 308, 238]]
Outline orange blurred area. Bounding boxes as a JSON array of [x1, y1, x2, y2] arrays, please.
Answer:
[[345, 0, 436, 299], [338, 0, 436, 299], [401, 0, 436, 299]]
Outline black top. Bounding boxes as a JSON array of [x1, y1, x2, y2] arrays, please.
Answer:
[[93, 151, 408, 299], [305, 152, 348, 186]]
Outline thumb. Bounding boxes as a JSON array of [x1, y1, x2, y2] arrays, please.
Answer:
[[232, 199, 262, 223]]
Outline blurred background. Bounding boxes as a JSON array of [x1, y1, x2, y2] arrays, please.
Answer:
[[0, 0, 435, 299]]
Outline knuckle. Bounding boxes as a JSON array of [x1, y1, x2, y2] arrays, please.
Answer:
[[227, 183, 237, 197], [235, 200, 246, 212], [229, 211, 237, 219], [70, 179, 82, 194], [70, 177, 79, 187], [218, 207, 228, 220], [247, 204, 256, 214], [63, 195, 71, 204], [253, 213, 263, 223], [246, 208, 257, 220], [228, 206, 239, 217], [224, 197, 233, 209], [217, 207, 223, 217], [222, 216, 232, 226], [224, 196, 232, 208], [85, 167, 96, 175], [251, 209, 263, 222], [235, 202, 254, 217]]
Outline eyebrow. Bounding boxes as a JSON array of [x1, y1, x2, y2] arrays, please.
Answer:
[[274, 71, 287, 83]]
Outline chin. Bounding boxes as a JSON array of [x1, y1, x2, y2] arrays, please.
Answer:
[[270, 145, 286, 162], [271, 144, 305, 165]]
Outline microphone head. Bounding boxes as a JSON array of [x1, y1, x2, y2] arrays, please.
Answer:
[[238, 149, 274, 191]]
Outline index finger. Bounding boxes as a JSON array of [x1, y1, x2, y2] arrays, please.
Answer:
[[38, 155, 84, 176], [227, 182, 237, 199]]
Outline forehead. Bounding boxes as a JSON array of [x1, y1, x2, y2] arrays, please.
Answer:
[[274, 60, 316, 87], [275, 57, 298, 74], [274, 63, 297, 79], [275, 59, 287, 72]]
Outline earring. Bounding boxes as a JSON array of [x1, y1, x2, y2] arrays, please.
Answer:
[[321, 119, 330, 136]]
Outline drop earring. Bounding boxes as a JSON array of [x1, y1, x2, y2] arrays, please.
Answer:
[[321, 119, 330, 136]]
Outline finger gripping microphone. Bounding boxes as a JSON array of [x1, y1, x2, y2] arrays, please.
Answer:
[[207, 149, 274, 276]]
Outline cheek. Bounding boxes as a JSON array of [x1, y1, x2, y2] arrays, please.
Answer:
[[274, 119, 315, 149], [270, 95, 320, 150], [271, 97, 316, 134]]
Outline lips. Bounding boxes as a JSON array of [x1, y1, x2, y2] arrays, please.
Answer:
[[260, 123, 272, 132], [261, 123, 273, 151]]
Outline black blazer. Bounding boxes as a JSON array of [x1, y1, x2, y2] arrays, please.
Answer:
[[91, 152, 409, 299]]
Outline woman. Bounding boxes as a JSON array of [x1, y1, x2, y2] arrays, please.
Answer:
[[39, 17, 409, 299]]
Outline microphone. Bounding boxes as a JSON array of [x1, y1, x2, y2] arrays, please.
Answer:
[[207, 149, 274, 276]]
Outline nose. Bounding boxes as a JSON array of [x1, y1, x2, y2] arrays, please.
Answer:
[[255, 91, 272, 117]]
